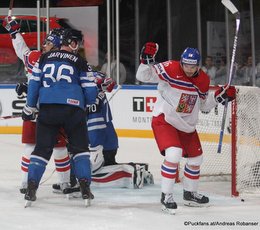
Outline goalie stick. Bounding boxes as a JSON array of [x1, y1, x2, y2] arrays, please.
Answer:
[[217, 0, 240, 153]]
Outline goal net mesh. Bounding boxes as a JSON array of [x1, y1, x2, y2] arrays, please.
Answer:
[[178, 86, 260, 195]]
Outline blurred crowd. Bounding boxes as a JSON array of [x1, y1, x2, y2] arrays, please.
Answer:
[[201, 55, 260, 87]]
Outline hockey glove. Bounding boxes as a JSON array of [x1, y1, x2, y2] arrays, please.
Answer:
[[22, 105, 37, 121], [2, 16, 20, 38], [94, 71, 107, 80], [95, 73, 116, 93], [215, 85, 236, 105], [15, 82, 28, 99], [140, 42, 159, 64], [101, 78, 116, 92]]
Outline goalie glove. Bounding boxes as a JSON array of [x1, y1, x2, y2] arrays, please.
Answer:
[[140, 42, 159, 64], [215, 85, 236, 105], [2, 16, 20, 39], [22, 105, 37, 121], [15, 82, 28, 99]]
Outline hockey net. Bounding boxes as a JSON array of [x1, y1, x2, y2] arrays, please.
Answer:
[[178, 86, 260, 196]]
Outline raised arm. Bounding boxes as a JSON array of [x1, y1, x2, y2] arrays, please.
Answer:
[[136, 42, 160, 83]]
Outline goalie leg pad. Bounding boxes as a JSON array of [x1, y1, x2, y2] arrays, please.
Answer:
[[131, 163, 146, 189], [89, 145, 104, 173]]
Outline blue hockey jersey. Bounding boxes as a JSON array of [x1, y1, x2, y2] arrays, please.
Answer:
[[27, 50, 98, 109], [87, 90, 118, 150]]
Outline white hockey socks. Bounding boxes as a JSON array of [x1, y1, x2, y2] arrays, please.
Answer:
[[21, 144, 35, 188], [161, 147, 182, 194], [53, 147, 70, 184], [183, 155, 203, 192]]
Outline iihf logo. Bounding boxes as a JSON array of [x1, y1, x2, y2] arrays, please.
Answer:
[[133, 97, 156, 112]]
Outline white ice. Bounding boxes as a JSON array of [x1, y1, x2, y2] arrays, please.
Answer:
[[0, 135, 260, 230]]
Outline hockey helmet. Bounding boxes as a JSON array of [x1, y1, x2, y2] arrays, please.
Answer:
[[61, 28, 83, 46], [43, 28, 62, 49], [181, 47, 200, 66]]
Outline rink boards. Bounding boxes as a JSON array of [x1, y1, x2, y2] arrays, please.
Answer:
[[0, 84, 231, 143]]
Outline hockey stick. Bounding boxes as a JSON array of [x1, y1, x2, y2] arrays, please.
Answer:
[[108, 85, 121, 102], [217, 0, 240, 153], [0, 86, 121, 120], [0, 112, 39, 120], [8, 0, 14, 16], [0, 114, 22, 120], [0, 85, 121, 120]]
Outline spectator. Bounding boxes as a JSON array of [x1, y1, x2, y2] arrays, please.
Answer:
[[215, 57, 227, 85], [236, 56, 253, 86], [201, 56, 217, 85], [101, 53, 127, 85], [255, 60, 260, 87]]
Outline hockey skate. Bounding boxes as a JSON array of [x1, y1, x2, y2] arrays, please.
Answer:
[[161, 193, 177, 215], [24, 180, 38, 208], [79, 179, 94, 207], [183, 190, 209, 207], [52, 174, 80, 196], [20, 182, 27, 194]]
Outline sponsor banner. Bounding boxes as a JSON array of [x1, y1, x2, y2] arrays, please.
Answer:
[[0, 85, 231, 139], [107, 85, 230, 135], [0, 86, 24, 128]]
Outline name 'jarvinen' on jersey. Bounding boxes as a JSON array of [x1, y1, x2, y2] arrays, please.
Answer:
[[47, 51, 79, 62]]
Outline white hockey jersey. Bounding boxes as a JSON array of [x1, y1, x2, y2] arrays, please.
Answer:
[[136, 61, 218, 133], [12, 33, 41, 75]]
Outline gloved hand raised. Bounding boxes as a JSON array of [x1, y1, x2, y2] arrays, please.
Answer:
[[215, 85, 236, 105], [95, 73, 116, 93], [140, 42, 159, 64], [100, 78, 116, 92], [22, 105, 37, 121], [2, 16, 20, 38], [15, 82, 28, 99]]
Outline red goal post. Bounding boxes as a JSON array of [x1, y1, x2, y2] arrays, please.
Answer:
[[177, 86, 260, 197]]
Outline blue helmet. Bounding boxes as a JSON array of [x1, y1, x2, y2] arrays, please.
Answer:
[[44, 28, 62, 49], [181, 47, 200, 65]]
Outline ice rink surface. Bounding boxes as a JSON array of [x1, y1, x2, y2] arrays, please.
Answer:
[[0, 134, 260, 230]]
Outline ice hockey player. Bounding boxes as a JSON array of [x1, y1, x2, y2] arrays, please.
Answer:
[[87, 71, 154, 189], [52, 71, 154, 192], [21, 28, 98, 207], [136, 42, 236, 214], [87, 71, 118, 166], [3, 17, 71, 194]]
